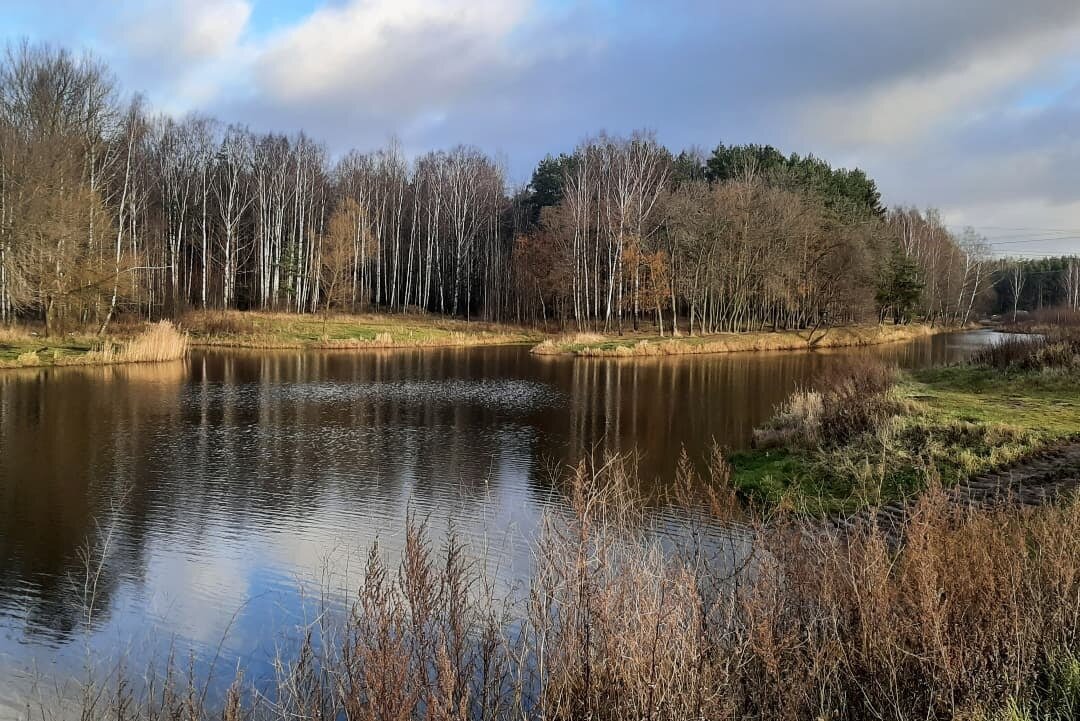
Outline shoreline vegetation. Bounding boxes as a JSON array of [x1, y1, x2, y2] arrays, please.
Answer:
[[529, 322, 952, 357], [1, 311, 970, 371], [65, 452, 1080, 721], [41, 323, 1080, 721], [732, 327, 1080, 514], [0, 321, 187, 369], [180, 310, 542, 350]]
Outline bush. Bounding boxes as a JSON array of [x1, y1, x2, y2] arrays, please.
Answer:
[[974, 331, 1080, 373], [66, 455, 1080, 721], [181, 309, 256, 336], [756, 359, 901, 448]]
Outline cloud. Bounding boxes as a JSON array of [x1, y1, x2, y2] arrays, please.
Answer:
[[119, 0, 251, 62], [800, 29, 1079, 147], [4, 0, 1080, 253], [256, 0, 529, 105], [103, 0, 254, 110]]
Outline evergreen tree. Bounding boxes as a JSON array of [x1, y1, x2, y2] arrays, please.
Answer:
[[876, 243, 924, 323]]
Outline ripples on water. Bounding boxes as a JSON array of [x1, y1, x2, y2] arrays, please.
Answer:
[[0, 332, 1002, 711]]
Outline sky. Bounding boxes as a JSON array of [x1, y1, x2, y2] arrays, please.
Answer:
[[4, 0, 1080, 258]]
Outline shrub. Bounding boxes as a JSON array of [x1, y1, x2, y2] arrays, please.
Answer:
[[67, 454, 1080, 721], [181, 310, 256, 336], [974, 331, 1080, 373], [757, 359, 901, 448]]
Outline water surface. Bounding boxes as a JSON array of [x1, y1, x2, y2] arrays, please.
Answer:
[[0, 330, 1000, 710]]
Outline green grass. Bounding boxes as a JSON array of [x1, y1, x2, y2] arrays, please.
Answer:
[[0, 337, 97, 366], [183, 310, 543, 349], [731, 365, 1080, 513]]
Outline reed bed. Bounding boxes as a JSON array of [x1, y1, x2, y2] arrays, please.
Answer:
[[55, 452, 1080, 721], [531, 323, 946, 357]]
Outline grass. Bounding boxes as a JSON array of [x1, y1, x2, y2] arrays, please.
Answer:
[[0, 321, 188, 369], [732, 335, 1080, 513], [181, 309, 543, 350], [50, 453, 1080, 721], [531, 323, 949, 357]]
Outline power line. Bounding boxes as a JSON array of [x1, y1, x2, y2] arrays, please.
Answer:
[[984, 237, 1080, 246], [948, 224, 1080, 233]]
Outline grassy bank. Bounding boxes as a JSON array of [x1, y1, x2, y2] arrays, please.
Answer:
[[531, 323, 949, 357], [181, 310, 542, 350], [61, 454, 1080, 721], [0, 321, 187, 369], [732, 333, 1080, 513]]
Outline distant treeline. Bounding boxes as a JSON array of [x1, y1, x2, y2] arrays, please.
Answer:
[[1, 40, 998, 334], [991, 256, 1080, 318]]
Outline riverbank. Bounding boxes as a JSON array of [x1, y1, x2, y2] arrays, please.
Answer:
[[180, 310, 542, 350], [57, 452, 1080, 721], [530, 322, 952, 357], [731, 333, 1080, 513], [2, 314, 961, 363], [0, 321, 187, 369]]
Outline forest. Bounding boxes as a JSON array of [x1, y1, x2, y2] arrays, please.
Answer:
[[0, 41, 1059, 337]]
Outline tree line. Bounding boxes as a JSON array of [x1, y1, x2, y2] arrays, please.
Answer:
[[991, 256, 1080, 321], [0, 41, 997, 335]]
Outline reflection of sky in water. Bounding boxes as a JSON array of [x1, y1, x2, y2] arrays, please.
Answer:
[[0, 332, 1003, 713]]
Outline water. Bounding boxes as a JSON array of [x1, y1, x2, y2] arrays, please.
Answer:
[[0, 330, 1001, 710]]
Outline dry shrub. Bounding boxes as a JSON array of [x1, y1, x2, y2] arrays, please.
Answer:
[[975, 331, 1080, 373], [181, 310, 256, 336], [1014, 306, 1080, 331], [75, 452, 1080, 721], [818, 358, 900, 444], [758, 359, 900, 448]]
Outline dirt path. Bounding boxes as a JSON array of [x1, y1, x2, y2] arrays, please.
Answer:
[[830, 442, 1080, 545]]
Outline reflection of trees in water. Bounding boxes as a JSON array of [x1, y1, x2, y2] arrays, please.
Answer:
[[534, 331, 981, 489], [0, 363, 186, 643], [171, 350, 540, 521], [0, 334, 989, 644], [0, 349, 545, 641]]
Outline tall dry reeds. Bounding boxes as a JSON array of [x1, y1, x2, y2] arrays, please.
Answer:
[[64, 451, 1080, 721], [1, 321, 188, 369], [115, 321, 189, 363], [76, 321, 189, 366]]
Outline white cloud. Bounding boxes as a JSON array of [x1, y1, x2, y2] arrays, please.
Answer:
[[106, 0, 254, 111], [255, 0, 531, 111], [121, 0, 252, 62], [799, 20, 1080, 147]]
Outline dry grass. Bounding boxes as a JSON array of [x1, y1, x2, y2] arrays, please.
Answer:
[[532, 323, 947, 357], [55, 451, 1080, 721], [181, 309, 542, 350], [106, 321, 189, 363], [753, 360, 902, 449], [0, 321, 188, 369], [1007, 306, 1080, 333], [974, 329, 1080, 374]]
